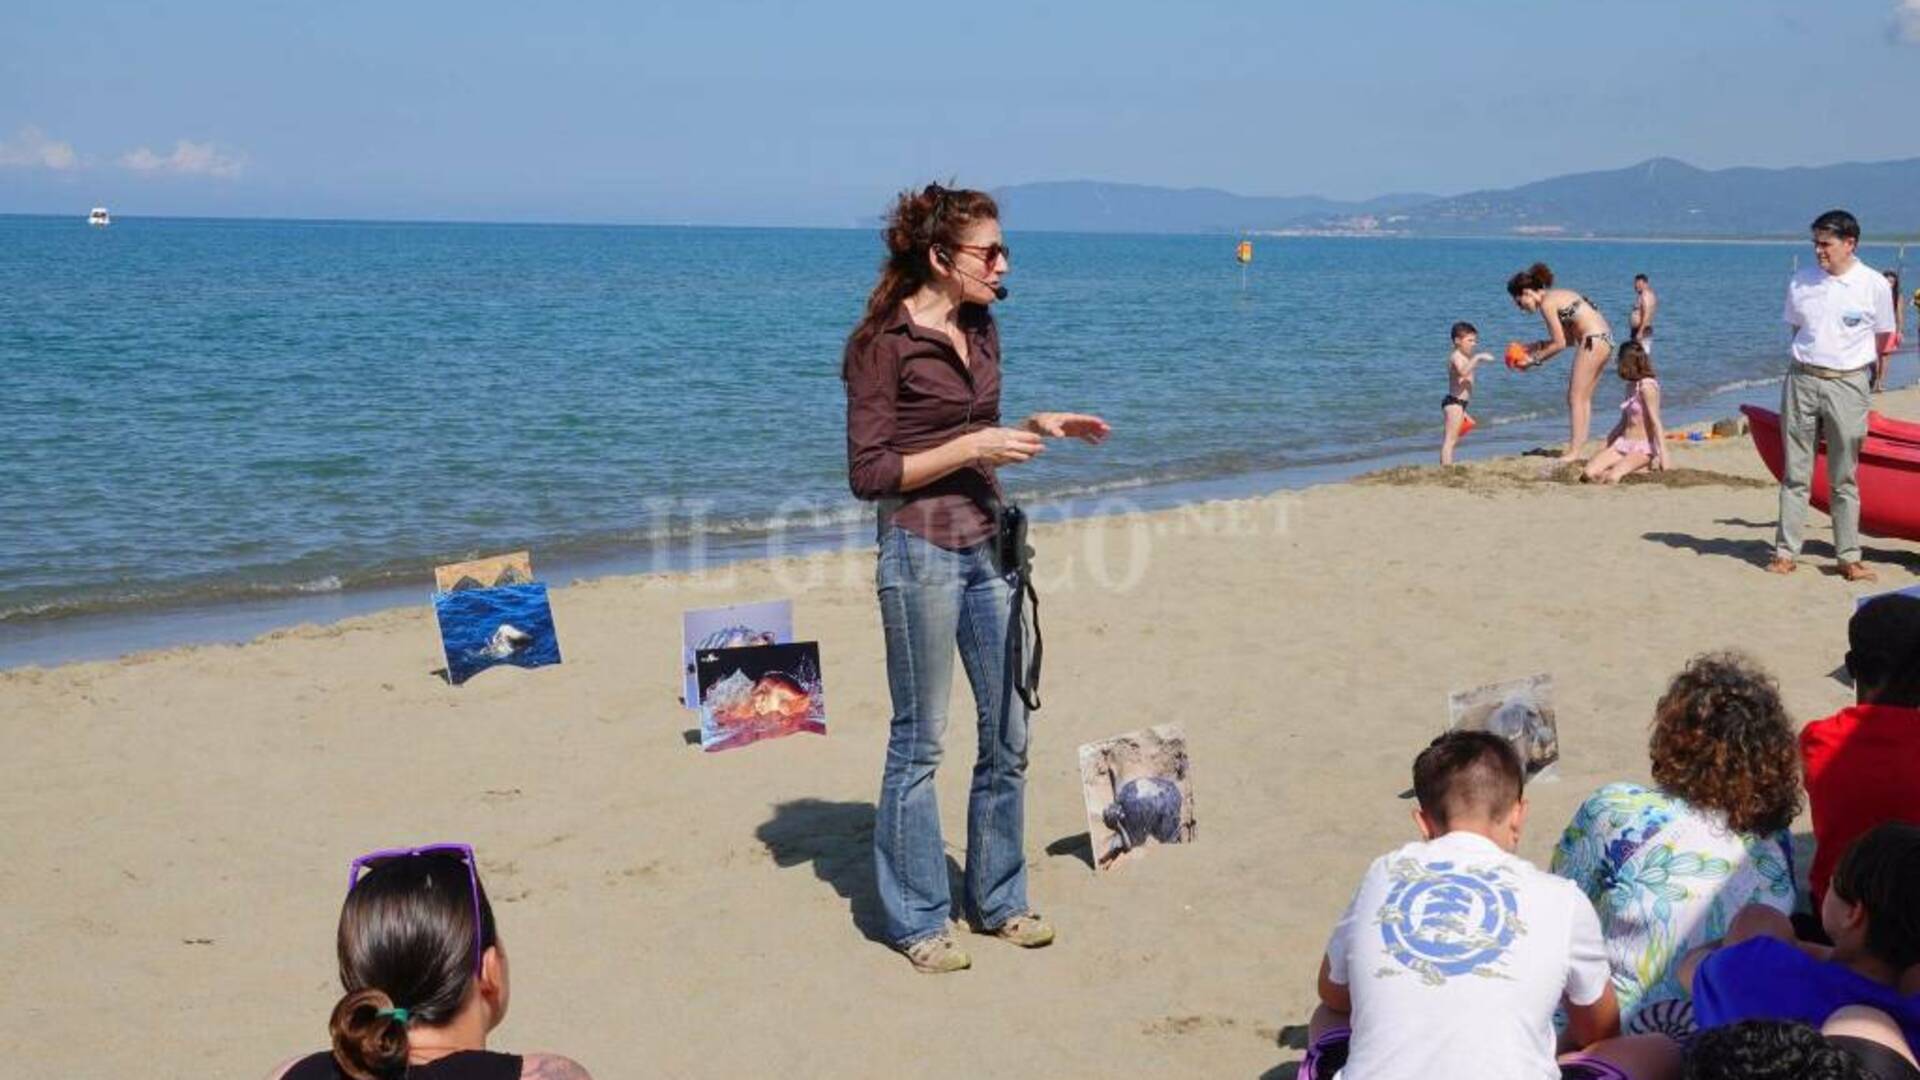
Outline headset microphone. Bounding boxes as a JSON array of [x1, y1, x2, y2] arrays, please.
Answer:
[[969, 271, 1010, 302], [939, 249, 1009, 300]]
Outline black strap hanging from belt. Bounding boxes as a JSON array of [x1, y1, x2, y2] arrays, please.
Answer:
[[1010, 559, 1042, 712], [983, 494, 1043, 713]]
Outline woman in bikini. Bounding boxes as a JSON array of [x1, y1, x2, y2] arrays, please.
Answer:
[[1507, 262, 1616, 462], [1582, 340, 1668, 484]]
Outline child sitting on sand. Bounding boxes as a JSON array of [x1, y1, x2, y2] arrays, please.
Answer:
[[1583, 340, 1669, 484], [1441, 321, 1490, 465], [1306, 730, 1677, 1080], [1681, 823, 1920, 1080]]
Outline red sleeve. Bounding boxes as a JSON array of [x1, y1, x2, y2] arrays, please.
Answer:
[[844, 336, 904, 500], [1799, 718, 1839, 786]]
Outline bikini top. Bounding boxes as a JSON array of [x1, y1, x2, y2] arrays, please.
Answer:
[[1620, 377, 1658, 418], [1556, 295, 1592, 325]]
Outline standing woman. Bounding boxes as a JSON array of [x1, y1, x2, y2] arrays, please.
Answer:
[[1508, 262, 1616, 461], [843, 184, 1109, 973], [1875, 270, 1902, 392]]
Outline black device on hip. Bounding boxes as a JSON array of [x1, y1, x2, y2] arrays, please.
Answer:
[[994, 501, 1043, 712]]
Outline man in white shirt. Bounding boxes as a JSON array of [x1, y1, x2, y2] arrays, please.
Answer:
[[1304, 732, 1678, 1080], [1769, 209, 1897, 582]]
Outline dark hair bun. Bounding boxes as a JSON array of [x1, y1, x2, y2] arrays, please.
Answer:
[[1506, 262, 1555, 297], [883, 187, 938, 260], [330, 988, 410, 1080]]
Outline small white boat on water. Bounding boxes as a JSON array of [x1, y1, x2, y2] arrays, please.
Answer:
[[88, 207, 110, 227]]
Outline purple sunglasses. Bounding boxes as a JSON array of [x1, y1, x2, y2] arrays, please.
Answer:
[[347, 843, 485, 975]]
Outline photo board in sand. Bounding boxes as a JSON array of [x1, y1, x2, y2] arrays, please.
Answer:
[[1447, 673, 1560, 780], [433, 582, 562, 685], [1078, 723, 1196, 871], [433, 551, 534, 594], [681, 599, 793, 708], [694, 641, 825, 752]]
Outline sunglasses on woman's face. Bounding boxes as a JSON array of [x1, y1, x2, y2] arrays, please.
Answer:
[[950, 242, 1011, 266], [348, 842, 484, 975]]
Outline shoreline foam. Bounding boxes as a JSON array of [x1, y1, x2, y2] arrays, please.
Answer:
[[13, 368, 1914, 671]]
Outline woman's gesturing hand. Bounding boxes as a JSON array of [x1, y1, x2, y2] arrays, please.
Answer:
[[970, 427, 1047, 467], [1024, 412, 1112, 444]]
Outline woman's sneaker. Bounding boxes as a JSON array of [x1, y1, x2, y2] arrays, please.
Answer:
[[983, 912, 1055, 948], [902, 932, 971, 974]]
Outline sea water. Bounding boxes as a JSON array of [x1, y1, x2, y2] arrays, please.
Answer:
[[1, 214, 1909, 664]]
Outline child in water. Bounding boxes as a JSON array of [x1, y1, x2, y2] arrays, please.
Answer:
[[1583, 340, 1668, 484], [1441, 321, 1492, 465]]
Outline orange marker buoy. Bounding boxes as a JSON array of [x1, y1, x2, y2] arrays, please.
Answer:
[[1504, 342, 1530, 370], [1235, 240, 1253, 264]]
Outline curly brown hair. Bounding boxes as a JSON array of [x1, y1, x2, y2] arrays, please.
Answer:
[[1649, 652, 1801, 835]]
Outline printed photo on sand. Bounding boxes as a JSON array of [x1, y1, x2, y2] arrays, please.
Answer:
[[1447, 673, 1560, 779], [433, 582, 562, 685], [694, 641, 825, 752], [434, 551, 535, 594], [1078, 723, 1196, 871], [681, 599, 793, 708]]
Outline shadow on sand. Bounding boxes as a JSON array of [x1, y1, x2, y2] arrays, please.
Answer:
[[1641, 530, 1783, 568], [1045, 831, 1096, 869], [757, 799, 887, 942], [1646, 530, 1920, 573], [1256, 1022, 1312, 1078], [755, 798, 968, 944]]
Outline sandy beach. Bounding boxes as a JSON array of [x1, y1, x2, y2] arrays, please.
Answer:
[[4, 388, 1918, 1078]]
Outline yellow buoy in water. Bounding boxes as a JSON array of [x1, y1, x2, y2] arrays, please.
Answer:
[[1235, 240, 1253, 264]]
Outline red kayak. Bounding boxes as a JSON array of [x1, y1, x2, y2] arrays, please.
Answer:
[[1742, 405, 1920, 542], [1870, 410, 1920, 445]]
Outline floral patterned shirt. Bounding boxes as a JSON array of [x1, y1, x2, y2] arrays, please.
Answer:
[[1550, 782, 1795, 1017]]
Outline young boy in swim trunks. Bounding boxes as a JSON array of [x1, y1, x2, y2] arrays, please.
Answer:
[[1442, 322, 1490, 465]]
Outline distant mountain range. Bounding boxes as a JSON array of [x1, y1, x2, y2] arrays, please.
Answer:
[[987, 181, 1436, 236], [993, 157, 1920, 238]]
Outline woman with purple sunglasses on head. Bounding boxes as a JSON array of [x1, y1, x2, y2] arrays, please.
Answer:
[[266, 845, 593, 1080]]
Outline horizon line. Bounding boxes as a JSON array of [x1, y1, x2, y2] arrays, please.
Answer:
[[5, 211, 1916, 245]]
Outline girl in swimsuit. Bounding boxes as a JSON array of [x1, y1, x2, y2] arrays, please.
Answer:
[[1507, 262, 1615, 462], [1582, 340, 1668, 484]]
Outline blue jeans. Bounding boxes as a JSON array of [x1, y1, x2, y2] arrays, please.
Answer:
[[873, 525, 1031, 947]]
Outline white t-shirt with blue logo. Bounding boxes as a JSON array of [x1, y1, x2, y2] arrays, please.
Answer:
[[1784, 260, 1896, 372], [1324, 830, 1611, 1080]]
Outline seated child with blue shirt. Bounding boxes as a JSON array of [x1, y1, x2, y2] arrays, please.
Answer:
[[1683, 823, 1920, 1080]]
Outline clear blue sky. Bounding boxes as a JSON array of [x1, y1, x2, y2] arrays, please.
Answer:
[[5, 0, 1918, 225]]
